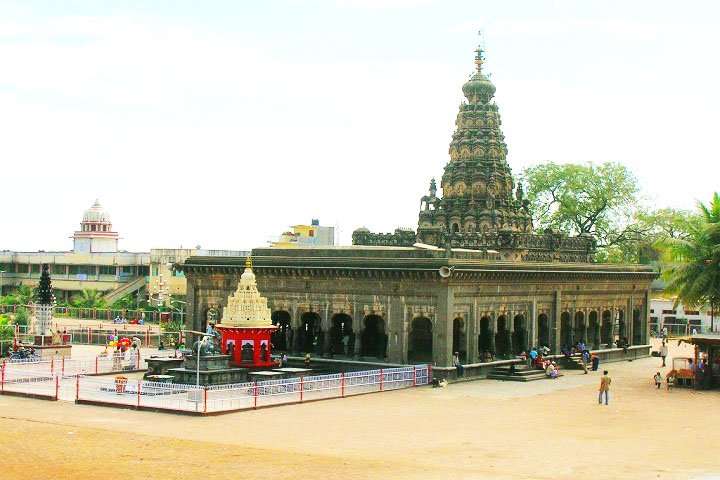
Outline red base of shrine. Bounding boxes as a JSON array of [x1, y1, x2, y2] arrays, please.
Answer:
[[216, 325, 278, 369]]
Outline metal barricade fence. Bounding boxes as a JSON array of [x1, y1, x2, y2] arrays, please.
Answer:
[[3, 363, 431, 413]]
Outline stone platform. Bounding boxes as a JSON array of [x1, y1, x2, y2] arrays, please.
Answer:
[[168, 354, 248, 386], [26, 344, 72, 359], [144, 357, 184, 380]]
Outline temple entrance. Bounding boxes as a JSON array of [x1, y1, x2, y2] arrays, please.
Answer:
[[300, 312, 320, 353], [512, 314, 527, 354], [452, 317, 466, 361], [588, 311, 600, 349], [409, 316, 432, 362], [478, 316, 492, 355], [574, 311, 585, 347], [330, 314, 352, 355], [270, 311, 291, 350], [633, 308, 642, 344], [495, 315, 511, 358], [361, 314, 386, 358], [538, 313, 550, 349], [601, 310, 613, 346], [618, 310, 626, 341], [560, 311, 573, 349]]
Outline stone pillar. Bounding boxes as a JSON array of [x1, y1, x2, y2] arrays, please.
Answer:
[[488, 316, 497, 357], [627, 296, 634, 344], [529, 300, 537, 351], [386, 296, 404, 364], [434, 283, 455, 366], [322, 304, 332, 356], [352, 318, 362, 357], [644, 289, 652, 343], [553, 291, 562, 354], [581, 311, 589, 346], [594, 317, 601, 350], [185, 278, 197, 332], [506, 312, 514, 356], [467, 304, 478, 363], [291, 306, 302, 353]]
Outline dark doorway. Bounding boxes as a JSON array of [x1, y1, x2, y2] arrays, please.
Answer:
[[361, 315, 386, 357], [271, 311, 291, 350], [618, 310, 626, 341], [633, 308, 642, 344], [478, 316, 492, 354], [300, 312, 320, 353], [330, 314, 353, 355], [452, 317, 466, 361], [560, 311, 572, 349], [601, 310, 613, 346], [495, 315, 511, 358], [574, 311, 585, 347], [409, 316, 432, 362], [513, 315, 527, 354], [538, 313, 550, 350], [588, 311, 600, 349]]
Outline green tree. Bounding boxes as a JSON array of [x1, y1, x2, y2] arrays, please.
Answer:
[[13, 306, 29, 326], [660, 193, 720, 330], [8, 285, 35, 306], [523, 162, 644, 255], [111, 294, 136, 310], [71, 290, 106, 308]]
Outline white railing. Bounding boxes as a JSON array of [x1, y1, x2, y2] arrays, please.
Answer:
[[1, 362, 430, 414]]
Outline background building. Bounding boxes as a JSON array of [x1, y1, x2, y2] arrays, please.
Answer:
[[270, 219, 335, 248]]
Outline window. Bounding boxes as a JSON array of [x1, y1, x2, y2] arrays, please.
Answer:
[[684, 310, 700, 316], [173, 270, 185, 278], [138, 266, 149, 276], [152, 266, 159, 276], [662, 309, 676, 315], [68, 265, 79, 275], [650, 309, 655, 314], [99, 266, 115, 275], [119, 266, 134, 275], [31, 264, 40, 274], [308, 230, 315, 237], [52, 264, 66, 275]]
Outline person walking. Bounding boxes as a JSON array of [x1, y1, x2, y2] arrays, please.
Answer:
[[598, 370, 611, 405], [581, 349, 590, 374], [660, 340, 668, 367], [653, 372, 662, 389]]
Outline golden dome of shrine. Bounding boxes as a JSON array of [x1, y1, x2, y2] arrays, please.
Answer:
[[219, 258, 272, 327]]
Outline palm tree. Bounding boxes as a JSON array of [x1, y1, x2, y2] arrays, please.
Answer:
[[72, 290, 106, 308], [661, 192, 720, 331], [9, 285, 35, 306]]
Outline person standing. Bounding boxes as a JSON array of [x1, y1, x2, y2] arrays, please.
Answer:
[[598, 370, 611, 405], [660, 340, 668, 367], [581, 349, 590, 374], [653, 372, 662, 389]]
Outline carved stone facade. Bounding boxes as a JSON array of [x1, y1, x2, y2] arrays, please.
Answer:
[[181, 248, 656, 366]]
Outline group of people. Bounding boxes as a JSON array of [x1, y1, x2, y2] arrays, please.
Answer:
[[101, 336, 142, 371]]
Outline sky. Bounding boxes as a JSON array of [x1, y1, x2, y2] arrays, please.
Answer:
[[1, 0, 718, 252]]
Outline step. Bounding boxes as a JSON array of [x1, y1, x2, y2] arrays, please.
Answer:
[[487, 373, 553, 382]]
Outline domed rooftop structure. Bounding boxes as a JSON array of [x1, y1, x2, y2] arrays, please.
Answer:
[[83, 199, 111, 223], [73, 199, 119, 253], [220, 258, 273, 327]]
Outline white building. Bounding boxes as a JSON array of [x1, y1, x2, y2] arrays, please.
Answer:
[[650, 297, 716, 335]]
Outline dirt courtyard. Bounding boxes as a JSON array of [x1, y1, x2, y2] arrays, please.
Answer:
[[1, 339, 718, 480]]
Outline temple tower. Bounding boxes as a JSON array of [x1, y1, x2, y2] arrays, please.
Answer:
[[72, 200, 119, 253], [417, 35, 533, 247]]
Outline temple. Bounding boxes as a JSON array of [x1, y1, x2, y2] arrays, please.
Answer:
[[181, 37, 657, 370], [216, 258, 277, 368]]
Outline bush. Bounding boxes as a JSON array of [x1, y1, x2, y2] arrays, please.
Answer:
[[13, 307, 29, 326]]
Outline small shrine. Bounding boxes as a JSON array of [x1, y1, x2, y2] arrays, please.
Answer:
[[215, 258, 278, 368]]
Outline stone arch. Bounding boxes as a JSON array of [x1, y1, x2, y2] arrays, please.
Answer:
[[537, 313, 550, 350], [271, 311, 291, 351], [633, 308, 642, 344], [512, 314, 527, 353], [409, 316, 433, 362], [601, 310, 613, 346], [588, 310, 600, 349], [452, 317, 466, 361], [299, 312, 320, 353], [574, 310, 586, 347], [361, 314, 386, 358], [330, 313, 353, 355], [560, 311, 573, 349], [495, 315, 512, 358], [478, 316, 492, 355]]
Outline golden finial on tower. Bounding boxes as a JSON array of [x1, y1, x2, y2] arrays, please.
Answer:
[[245, 256, 252, 269], [474, 29, 485, 73]]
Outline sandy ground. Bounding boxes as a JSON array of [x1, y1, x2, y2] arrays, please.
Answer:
[[1, 339, 719, 480]]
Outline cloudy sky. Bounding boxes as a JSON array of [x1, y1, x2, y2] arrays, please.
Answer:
[[1, 0, 718, 252]]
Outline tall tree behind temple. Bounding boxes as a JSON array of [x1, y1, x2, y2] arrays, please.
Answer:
[[660, 192, 720, 329], [36, 264, 54, 305]]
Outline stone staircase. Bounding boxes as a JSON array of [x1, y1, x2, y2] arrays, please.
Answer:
[[487, 364, 560, 382]]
